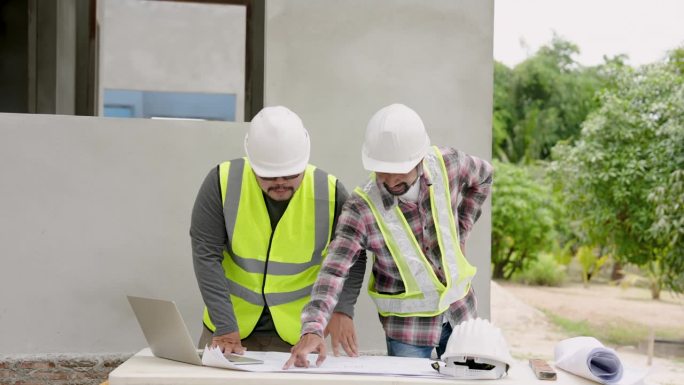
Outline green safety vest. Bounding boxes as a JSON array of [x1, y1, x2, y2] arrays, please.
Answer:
[[355, 146, 476, 317], [203, 158, 337, 345]]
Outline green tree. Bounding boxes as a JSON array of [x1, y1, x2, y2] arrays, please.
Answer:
[[667, 46, 684, 75], [493, 62, 516, 161], [551, 60, 684, 298], [493, 35, 606, 163], [491, 160, 557, 279]]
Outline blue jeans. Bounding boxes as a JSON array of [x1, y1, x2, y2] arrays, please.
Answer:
[[435, 321, 453, 358], [386, 322, 453, 358]]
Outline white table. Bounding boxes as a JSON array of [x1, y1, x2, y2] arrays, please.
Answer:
[[109, 349, 596, 385]]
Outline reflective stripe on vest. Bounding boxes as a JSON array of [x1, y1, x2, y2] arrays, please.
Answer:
[[355, 146, 476, 317], [203, 158, 336, 345]]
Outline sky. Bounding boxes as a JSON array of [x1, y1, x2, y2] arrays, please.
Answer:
[[494, 0, 684, 67]]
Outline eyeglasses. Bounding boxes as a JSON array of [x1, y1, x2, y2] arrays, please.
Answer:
[[257, 173, 301, 182]]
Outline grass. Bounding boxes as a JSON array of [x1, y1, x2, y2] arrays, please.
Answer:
[[540, 309, 682, 348]]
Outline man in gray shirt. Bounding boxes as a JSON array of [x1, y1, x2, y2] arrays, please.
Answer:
[[191, 106, 365, 355]]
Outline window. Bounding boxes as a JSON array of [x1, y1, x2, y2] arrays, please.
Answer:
[[103, 89, 236, 121]]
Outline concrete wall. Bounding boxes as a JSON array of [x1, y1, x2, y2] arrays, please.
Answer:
[[264, 0, 494, 351], [0, 0, 493, 355], [0, 113, 245, 353], [98, 0, 246, 121]]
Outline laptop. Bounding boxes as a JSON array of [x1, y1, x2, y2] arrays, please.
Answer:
[[126, 295, 262, 365]]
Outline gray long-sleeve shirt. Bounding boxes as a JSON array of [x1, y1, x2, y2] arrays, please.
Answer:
[[190, 164, 367, 337]]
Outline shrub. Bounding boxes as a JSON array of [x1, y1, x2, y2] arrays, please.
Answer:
[[492, 160, 557, 279], [514, 253, 567, 286]]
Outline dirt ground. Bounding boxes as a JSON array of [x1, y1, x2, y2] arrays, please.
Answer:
[[490, 281, 684, 385]]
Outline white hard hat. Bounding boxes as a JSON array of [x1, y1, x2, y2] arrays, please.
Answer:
[[362, 103, 430, 173], [244, 106, 310, 177], [434, 318, 515, 380]]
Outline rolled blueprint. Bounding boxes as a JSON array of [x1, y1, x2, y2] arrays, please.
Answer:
[[554, 337, 645, 385]]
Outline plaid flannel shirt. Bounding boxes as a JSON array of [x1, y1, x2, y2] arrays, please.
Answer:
[[301, 147, 493, 346]]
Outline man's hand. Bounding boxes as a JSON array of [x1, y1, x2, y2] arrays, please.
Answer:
[[325, 312, 358, 357], [282, 333, 327, 369], [211, 331, 246, 355]]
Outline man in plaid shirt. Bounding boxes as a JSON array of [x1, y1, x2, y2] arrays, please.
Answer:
[[284, 104, 493, 368]]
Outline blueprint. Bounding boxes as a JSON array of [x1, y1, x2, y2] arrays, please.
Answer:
[[202, 345, 443, 377]]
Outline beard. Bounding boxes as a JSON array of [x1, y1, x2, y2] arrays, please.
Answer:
[[268, 186, 295, 200], [384, 182, 410, 196]]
